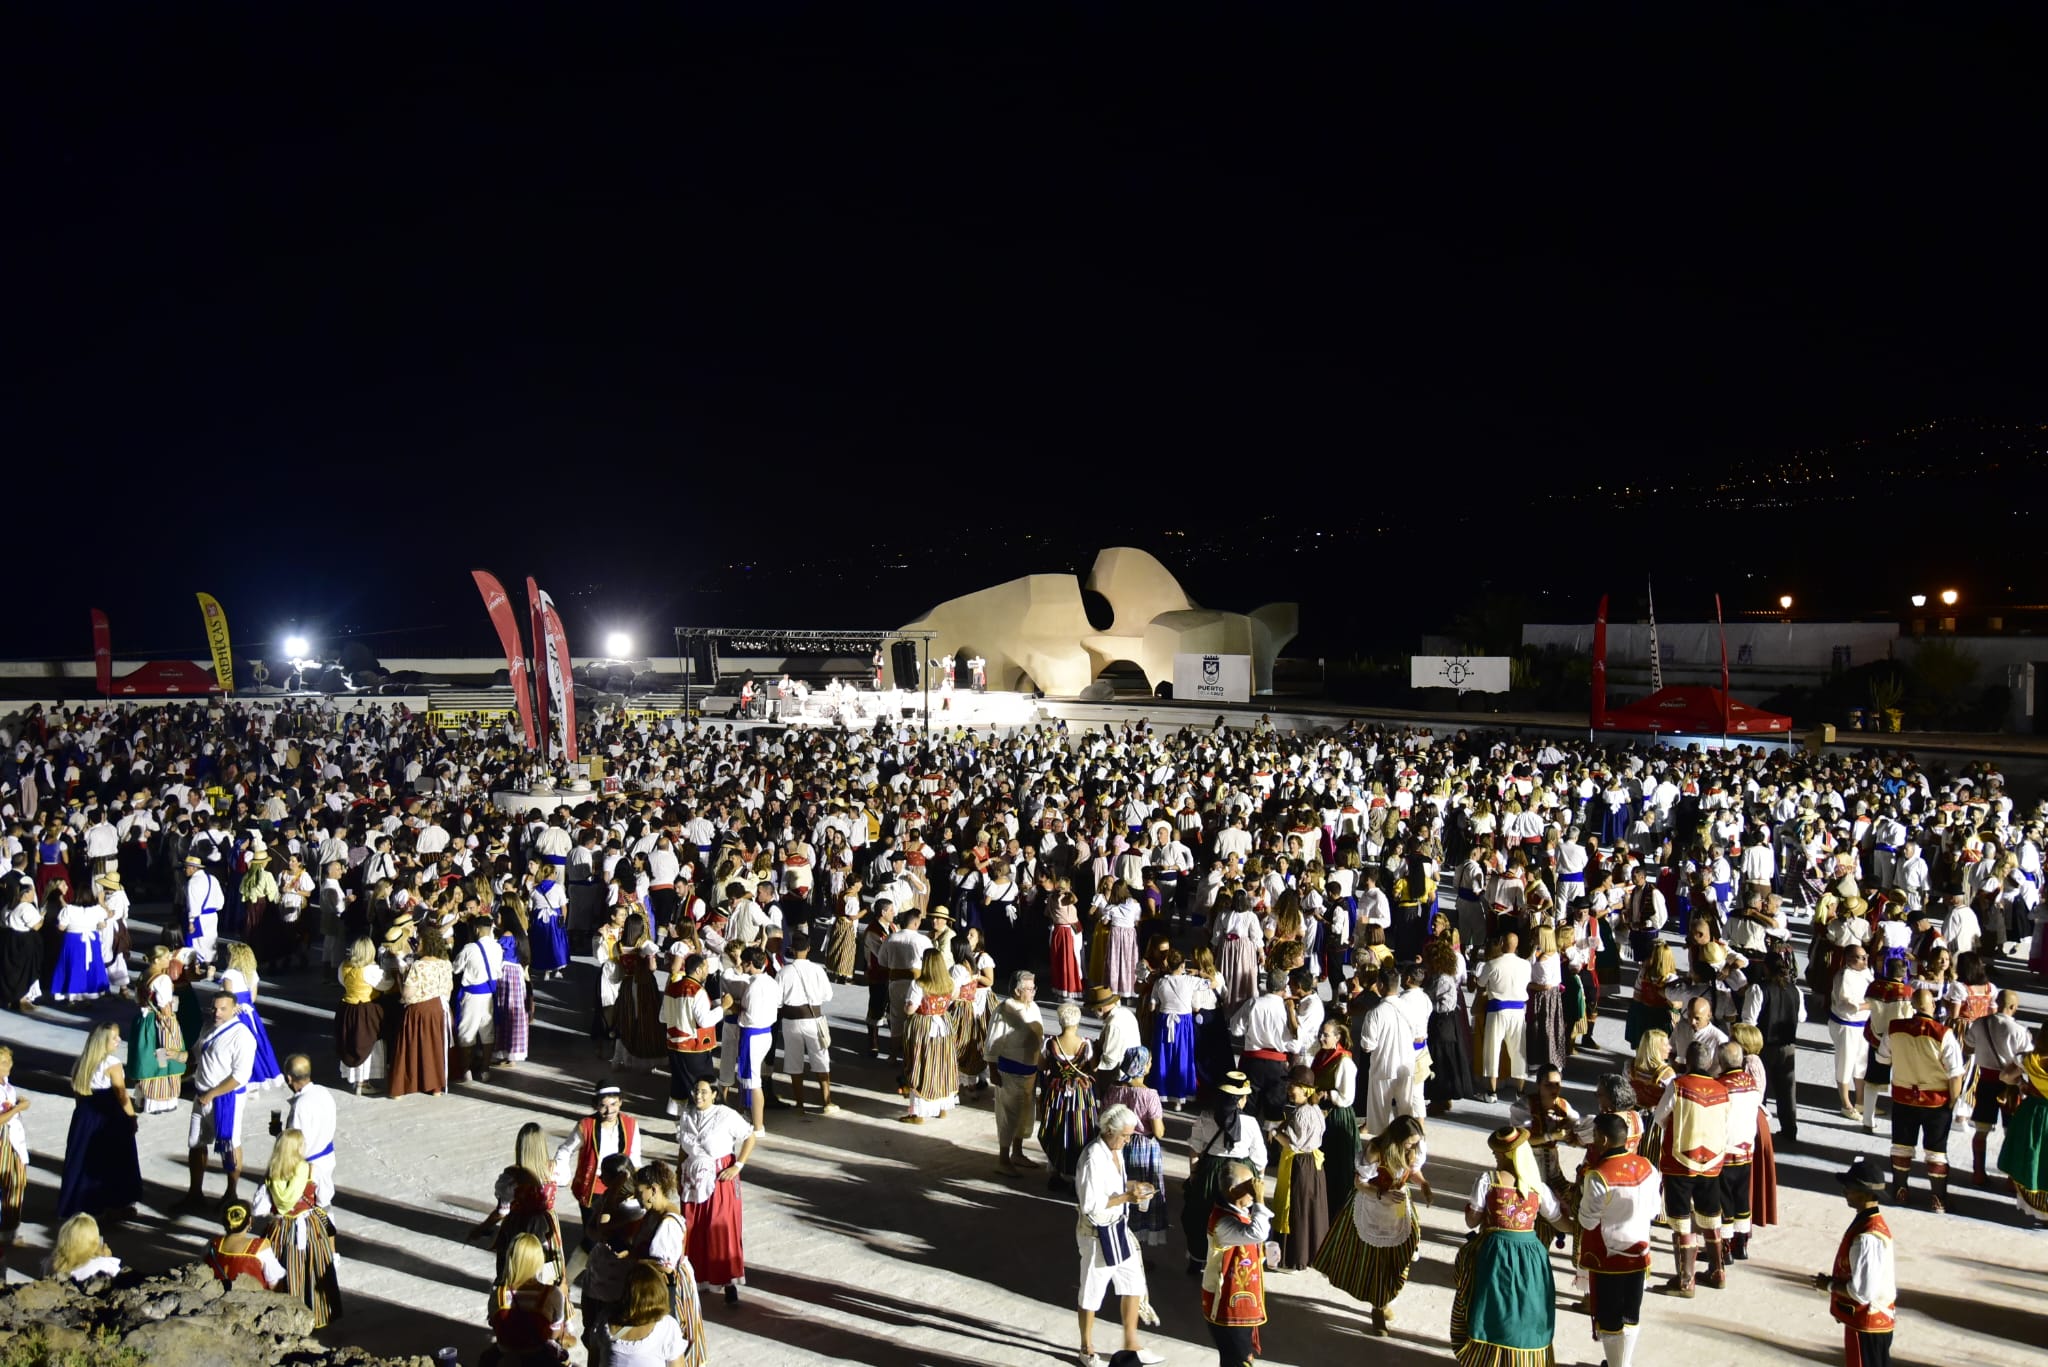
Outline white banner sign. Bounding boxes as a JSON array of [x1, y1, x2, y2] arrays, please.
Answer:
[[1410, 655, 1511, 694], [1173, 652, 1252, 704]]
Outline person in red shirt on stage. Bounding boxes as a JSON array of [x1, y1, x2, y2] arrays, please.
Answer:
[[1813, 1155, 1896, 1367]]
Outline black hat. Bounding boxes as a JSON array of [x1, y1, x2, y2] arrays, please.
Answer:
[[1837, 1154, 1888, 1195]]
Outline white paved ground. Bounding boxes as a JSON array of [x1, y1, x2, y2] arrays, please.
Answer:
[[4, 901, 2045, 1366]]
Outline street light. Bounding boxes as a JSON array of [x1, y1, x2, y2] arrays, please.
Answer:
[[282, 635, 309, 658], [1910, 595, 1927, 608], [1939, 589, 1958, 606], [1777, 595, 1793, 610], [605, 631, 634, 658]]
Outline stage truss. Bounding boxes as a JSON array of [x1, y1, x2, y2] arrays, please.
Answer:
[[672, 625, 941, 729]]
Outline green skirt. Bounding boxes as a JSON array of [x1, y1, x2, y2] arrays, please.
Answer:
[[1322, 1104, 1361, 1224], [1999, 1095, 2048, 1216], [1624, 1000, 1674, 1050], [1457, 1228, 1555, 1364]]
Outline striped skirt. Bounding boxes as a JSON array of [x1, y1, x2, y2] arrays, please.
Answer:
[[0, 1136, 23, 1233], [276, 1206, 343, 1328], [1124, 1133, 1168, 1245], [493, 965, 531, 1061], [1312, 1201, 1419, 1307], [1451, 1228, 1555, 1367]]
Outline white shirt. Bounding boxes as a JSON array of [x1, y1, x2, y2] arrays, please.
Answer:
[[776, 958, 832, 1010], [193, 1014, 259, 1095], [1075, 1137, 1133, 1236], [675, 1101, 754, 1164]]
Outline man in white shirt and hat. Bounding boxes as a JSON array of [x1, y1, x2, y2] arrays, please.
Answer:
[[183, 851, 224, 969]]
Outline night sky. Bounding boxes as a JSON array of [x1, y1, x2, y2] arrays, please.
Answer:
[[9, 7, 2044, 662]]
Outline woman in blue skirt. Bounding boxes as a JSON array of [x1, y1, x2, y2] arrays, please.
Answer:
[[57, 1022, 142, 1221], [1146, 949, 1202, 1108]]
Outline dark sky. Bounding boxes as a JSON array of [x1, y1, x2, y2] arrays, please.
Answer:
[[7, 6, 2043, 660]]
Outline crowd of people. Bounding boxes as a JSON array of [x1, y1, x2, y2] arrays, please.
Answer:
[[0, 694, 2044, 1367]]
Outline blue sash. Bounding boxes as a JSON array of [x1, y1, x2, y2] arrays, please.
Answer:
[[1486, 999, 1526, 1011], [462, 981, 495, 996], [1559, 872, 1585, 885], [543, 854, 568, 866], [736, 1025, 774, 1084], [1095, 1215, 1134, 1264], [996, 1056, 1037, 1076], [210, 1088, 241, 1157], [307, 1141, 336, 1162]]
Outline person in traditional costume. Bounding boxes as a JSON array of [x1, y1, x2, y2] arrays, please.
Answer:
[[252, 1127, 342, 1327], [1182, 1071, 1266, 1274], [1450, 1126, 1560, 1367], [494, 905, 533, 1066], [610, 911, 669, 1069], [219, 941, 284, 1091], [1271, 1066, 1330, 1270], [1100, 1046, 1169, 1248], [1882, 987, 1965, 1212], [948, 924, 995, 1090], [183, 988, 257, 1205], [554, 1084, 644, 1258], [1576, 1111, 1660, 1367], [577, 1152, 645, 1367], [1074, 1103, 1162, 1367], [1048, 889, 1087, 1003], [451, 916, 506, 1084], [1312, 1019, 1360, 1223], [1996, 1024, 2048, 1225], [1202, 1158, 1275, 1367], [1812, 1155, 1896, 1367], [49, 887, 109, 1003], [1146, 949, 1203, 1108], [486, 1231, 572, 1366], [530, 864, 571, 980], [335, 935, 391, 1094], [662, 950, 724, 1119], [129, 945, 188, 1113], [1624, 940, 1678, 1051], [778, 929, 838, 1114], [0, 1047, 27, 1267], [386, 927, 452, 1098], [1650, 1039, 1729, 1297], [675, 1076, 756, 1306], [1312, 1114, 1430, 1336], [1424, 934, 1476, 1115], [1727, 1024, 1780, 1248], [206, 1199, 286, 1290], [470, 1122, 568, 1286], [0, 880, 44, 1012], [56, 1021, 141, 1221], [986, 971, 1045, 1174], [1039, 1001, 1099, 1192]]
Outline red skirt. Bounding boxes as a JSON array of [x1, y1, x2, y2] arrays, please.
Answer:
[[1047, 925, 1084, 995], [684, 1155, 746, 1287], [1751, 1116, 1780, 1228]]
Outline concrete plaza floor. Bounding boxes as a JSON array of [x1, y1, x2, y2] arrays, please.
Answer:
[[4, 903, 2044, 1366]]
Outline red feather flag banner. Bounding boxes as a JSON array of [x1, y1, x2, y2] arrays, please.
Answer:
[[1590, 594, 1609, 731], [537, 589, 579, 763], [90, 609, 112, 698], [526, 577, 550, 757], [472, 570, 538, 749]]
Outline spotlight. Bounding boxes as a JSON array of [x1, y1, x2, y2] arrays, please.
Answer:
[[282, 635, 309, 658], [605, 632, 634, 658]]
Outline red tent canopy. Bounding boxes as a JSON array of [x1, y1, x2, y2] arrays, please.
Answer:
[[113, 660, 221, 695], [1595, 685, 1791, 736]]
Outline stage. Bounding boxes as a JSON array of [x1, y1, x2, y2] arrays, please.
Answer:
[[734, 686, 1039, 730]]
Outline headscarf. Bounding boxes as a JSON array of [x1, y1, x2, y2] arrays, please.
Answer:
[[1118, 1046, 1151, 1084]]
